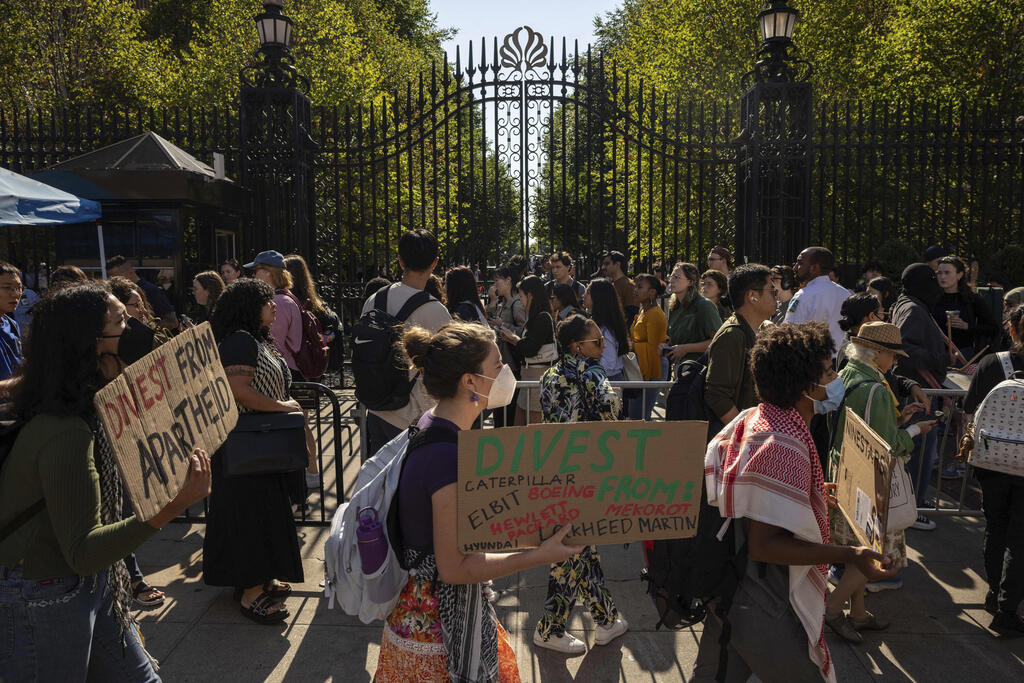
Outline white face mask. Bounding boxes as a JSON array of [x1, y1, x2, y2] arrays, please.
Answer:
[[474, 364, 516, 409]]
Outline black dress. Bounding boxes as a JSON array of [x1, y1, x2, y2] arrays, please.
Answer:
[[202, 330, 304, 588]]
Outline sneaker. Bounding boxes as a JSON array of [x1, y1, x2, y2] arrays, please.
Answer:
[[825, 612, 863, 643], [594, 617, 629, 646], [865, 577, 904, 593], [940, 464, 964, 479], [533, 628, 586, 655], [911, 515, 936, 531], [991, 612, 1024, 636], [828, 564, 844, 587], [985, 590, 998, 615], [851, 611, 890, 631], [305, 471, 321, 490]]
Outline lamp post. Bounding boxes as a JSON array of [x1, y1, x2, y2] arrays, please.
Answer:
[[735, 0, 813, 266], [239, 0, 315, 268]]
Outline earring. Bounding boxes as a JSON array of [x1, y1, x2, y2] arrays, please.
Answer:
[[470, 394, 479, 404]]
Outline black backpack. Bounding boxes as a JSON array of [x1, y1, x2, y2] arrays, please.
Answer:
[[352, 287, 435, 411], [665, 353, 711, 422], [640, 487, 749, 682]]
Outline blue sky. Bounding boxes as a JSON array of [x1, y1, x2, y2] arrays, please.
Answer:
[[430, 0, 623, 59]]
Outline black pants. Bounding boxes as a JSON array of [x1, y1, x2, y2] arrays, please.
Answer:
[[365, 412, 402, 461], [977, 467, 1024, 615]]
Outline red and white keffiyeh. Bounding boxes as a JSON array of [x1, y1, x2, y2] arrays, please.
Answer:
[[705, 403, 835, 683]]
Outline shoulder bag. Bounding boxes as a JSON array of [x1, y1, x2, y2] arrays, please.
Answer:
[[524, 315, 558, 366], [221, 411, 308, 478], [862, 384, 918, 532]]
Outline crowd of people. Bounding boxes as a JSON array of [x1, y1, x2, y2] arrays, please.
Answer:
[[356, 234, 1024, 681], [2, 229, 1023, 681]]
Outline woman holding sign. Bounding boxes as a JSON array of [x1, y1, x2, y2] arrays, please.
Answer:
[[374, 321, 581, 682], [204, 279, 307, 624], [533, 314, 629, 654], [0, 284, 212, 680], [825, 322, 937, 641]]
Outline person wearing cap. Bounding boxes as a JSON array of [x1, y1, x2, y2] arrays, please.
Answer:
[[246, 250, 304, 381], [825, 322, 937, 634], [923, 245, 946, 272]]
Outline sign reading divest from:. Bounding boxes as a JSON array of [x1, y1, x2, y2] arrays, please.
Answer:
[[457, 421, 707, 552], [94, 322, 239, 521], [836, 408, 893, 553]]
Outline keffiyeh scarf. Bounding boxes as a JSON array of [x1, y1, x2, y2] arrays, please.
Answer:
[[704, 403, 835, 683]]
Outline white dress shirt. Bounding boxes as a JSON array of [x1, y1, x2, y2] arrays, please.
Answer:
[[784, 275, 851, 351]]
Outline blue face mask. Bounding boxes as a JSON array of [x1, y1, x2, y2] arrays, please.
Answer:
[[806, 376, 845, 414]]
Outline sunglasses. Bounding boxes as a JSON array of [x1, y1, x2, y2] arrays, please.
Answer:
[[580, 336, 605, 346]]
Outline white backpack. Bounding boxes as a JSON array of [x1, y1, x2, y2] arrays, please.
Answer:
[[971, 352, 1024, 477], [323, 425, 456, 623]]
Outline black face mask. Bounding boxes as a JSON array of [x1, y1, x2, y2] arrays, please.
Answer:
[[112, 317, 156, 365]]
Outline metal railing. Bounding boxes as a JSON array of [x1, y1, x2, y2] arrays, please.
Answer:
[[174, 381, 351, 527], [916, 387, 981, 517]]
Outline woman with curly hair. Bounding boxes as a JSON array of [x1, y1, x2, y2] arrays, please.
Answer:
[[0, 284, 210, 679], [204, 278, 307, 624], [697, 322, 899, 683], [533, 315, 628, 654]]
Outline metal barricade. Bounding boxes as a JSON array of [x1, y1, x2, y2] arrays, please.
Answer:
[[357, 380, 675, 463], [917, 386, 982, 517], [174, 382, 349, 527]]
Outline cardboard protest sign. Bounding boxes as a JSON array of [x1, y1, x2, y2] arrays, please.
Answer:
[[836, 408, 893, 553], [94, 322, 238, 521], [457, 421, 707, 552]]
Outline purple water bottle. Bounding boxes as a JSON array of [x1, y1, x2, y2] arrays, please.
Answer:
[[356, 507, 389, 574]]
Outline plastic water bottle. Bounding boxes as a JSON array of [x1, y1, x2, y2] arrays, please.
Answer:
[[356, 507, 389, 574]]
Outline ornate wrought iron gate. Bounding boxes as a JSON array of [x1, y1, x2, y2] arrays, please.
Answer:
[[311, 26, 738, 284]]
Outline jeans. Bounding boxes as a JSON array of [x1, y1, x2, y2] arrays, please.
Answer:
[[366, 412, 402, 461], [0, 566, 160, 682], [976, 468, 1024, 615], [907, 427, 938, 507], [627, 385, 661, 421]]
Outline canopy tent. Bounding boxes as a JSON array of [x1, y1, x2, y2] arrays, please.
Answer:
[[0, 166, 108, 276]]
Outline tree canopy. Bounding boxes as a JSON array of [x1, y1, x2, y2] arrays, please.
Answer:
[[0, 0, 452, 110]]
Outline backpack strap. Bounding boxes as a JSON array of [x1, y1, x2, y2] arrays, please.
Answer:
[[828, 379, 873, 437], [0, 499, 44, 543], [998, 351, 1015, 381], [373, 286, 390, 313], [395, 290, 436, 323]]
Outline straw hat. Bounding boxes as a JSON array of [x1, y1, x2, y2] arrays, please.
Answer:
[[850, 321, 909, 357]]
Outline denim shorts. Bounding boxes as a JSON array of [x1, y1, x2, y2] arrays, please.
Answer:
[[0, 565, 160, 682]]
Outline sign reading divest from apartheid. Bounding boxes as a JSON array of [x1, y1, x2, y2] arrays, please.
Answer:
[[457, 421, 707, 552], [836, 408, 893, 553], [94, 322, 238, 521]]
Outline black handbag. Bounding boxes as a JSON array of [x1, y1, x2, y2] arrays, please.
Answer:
[[221, 412, 307, 477]]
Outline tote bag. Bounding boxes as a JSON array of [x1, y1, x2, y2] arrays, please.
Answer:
[[862, 384, 918, 532]]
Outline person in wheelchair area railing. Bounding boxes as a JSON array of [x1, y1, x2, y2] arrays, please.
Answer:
[[957, 304, 1024, 635]]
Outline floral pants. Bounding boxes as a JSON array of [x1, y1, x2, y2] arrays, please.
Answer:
[[536, 545, 618, 639]]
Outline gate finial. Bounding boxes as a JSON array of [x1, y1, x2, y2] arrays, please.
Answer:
[[499, 26, 548, 72]]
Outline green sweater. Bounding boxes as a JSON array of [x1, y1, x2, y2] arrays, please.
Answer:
[[828, 358, 917, 476], [0, 414, 156, 578], [667, 295, 723, 361]]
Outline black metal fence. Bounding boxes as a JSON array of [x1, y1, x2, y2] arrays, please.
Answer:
[[1, 39, 1021, 293]]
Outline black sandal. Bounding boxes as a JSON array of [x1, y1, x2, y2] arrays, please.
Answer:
[[263, 581, 292, 598], [240, 591, 289, 624]]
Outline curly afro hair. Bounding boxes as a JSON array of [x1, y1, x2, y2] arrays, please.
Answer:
[[750, 322, 835, 409]]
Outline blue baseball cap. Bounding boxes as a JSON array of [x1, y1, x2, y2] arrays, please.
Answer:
[[243, 250, 286, 269]]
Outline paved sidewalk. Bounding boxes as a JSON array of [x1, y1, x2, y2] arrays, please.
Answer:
[[133, 513, 1024, 682]]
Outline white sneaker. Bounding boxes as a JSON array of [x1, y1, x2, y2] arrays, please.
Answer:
[[594, 617, 629, 645], [533, 628, 586, 655], [911, 515, 936, 531]]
